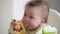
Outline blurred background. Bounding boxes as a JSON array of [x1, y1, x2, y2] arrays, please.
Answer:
[[0, 0, 60, 34]]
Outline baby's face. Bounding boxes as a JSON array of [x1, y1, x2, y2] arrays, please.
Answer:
[[22, 6, 44, 31]]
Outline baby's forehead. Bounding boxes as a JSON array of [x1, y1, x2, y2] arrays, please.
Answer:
[[25, 6, 44, 15], [24, 6, 48, 18]]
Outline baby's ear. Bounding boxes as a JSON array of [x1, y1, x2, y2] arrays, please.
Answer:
[[40, 19, 45, 24]]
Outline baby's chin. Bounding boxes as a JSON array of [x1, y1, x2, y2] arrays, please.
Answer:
[[25, 23, 40, 31], [26, 26, 38, 31], [25, 25, 35, 31]]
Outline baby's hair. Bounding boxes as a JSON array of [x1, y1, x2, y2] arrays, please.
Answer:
[[25, 0, 49, 23], [26, 0, 49, 8]]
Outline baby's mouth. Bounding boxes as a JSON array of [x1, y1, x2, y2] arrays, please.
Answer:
[[25, 23, 29, 29], [25, 23, 36, 31]]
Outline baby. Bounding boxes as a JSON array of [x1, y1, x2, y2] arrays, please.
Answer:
[[22, 0, 49, 31], [9, 0, 57, 34]]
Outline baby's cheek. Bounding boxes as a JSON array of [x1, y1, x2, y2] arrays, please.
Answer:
[[22, 17, 26, 23], [30, 20, 40, 27], [29, 20, 36, 26]]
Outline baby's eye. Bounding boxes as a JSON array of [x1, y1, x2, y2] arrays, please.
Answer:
[[30, 16, 33, 18], [24, 14, 26, 16]]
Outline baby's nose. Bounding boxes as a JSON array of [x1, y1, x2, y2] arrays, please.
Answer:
[[25, 18, 29, 22]]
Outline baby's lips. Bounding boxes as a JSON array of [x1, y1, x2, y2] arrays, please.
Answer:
[[25, 23, 29, 28]]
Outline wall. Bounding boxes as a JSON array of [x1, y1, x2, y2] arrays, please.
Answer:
[[12, 0, 29, 20], [45, 0, 60, 13], [0, 0, 12, 34]]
